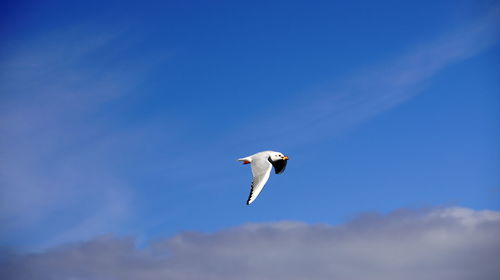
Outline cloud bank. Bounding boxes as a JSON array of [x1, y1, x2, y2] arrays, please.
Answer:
[[2, 207, 499, 280]]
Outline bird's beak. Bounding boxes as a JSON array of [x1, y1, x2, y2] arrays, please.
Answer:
[[283, 156, 289, 160]]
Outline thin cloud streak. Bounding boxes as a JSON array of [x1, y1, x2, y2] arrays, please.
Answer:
[[238, 5, 500, 148], [0, 25, 172, 250]]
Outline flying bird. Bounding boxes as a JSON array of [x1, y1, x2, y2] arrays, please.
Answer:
[[238, 151, 289, 205]]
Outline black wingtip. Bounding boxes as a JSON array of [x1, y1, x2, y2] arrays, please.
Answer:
[[246, 182, 254, 205]]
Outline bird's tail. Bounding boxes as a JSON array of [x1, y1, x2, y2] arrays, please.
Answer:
[[237, 157, 252, 164]]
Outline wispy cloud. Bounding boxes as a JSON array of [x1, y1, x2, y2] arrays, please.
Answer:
[[238, 5, 500, 148], [0, 24, 171, 250], [2, 207, 499, 280]]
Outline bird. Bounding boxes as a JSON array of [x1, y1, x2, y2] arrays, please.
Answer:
[[237, 151, 289, 205]]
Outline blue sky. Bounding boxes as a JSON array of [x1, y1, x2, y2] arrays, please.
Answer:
[[1, 0, 499, 261]]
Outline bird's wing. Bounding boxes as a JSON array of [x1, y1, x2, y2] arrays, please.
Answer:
[[247, 157, 273, 205], [269, 157, 287, 174]]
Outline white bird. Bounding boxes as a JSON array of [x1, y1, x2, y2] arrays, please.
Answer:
[[238, 151, 289, 205]]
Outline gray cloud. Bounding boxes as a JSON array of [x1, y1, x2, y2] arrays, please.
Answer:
[[1, 207, 499, 280]]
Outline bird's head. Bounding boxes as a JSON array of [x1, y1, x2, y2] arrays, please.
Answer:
[[268, 151, 289, 162]]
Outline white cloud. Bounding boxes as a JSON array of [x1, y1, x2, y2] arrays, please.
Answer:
[[1, 207, 499, 280]]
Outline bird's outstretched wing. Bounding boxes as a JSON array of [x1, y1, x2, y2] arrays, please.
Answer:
[[247, 157, 272, 205]]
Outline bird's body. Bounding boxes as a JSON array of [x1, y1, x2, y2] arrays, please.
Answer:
[[238, 151, 289, 205]]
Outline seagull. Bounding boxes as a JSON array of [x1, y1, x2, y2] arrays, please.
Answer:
[[238, 151, 289, 205]]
